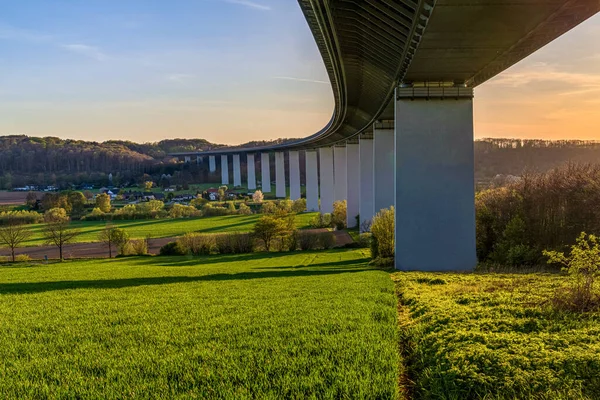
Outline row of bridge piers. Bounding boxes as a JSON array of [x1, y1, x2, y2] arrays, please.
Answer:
[[182, 90, 477, 271]]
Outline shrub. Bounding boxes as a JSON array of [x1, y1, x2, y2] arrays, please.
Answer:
[[44, 208, 68, 223], [332, 200, 347, 230], [128, 239, 149, 256], [177, 233, 215, 256], [357, 233, 372, 248], [0, 210, 43, 225], [169, 204, 201, 218], [159, 241, 186, 256], [291, 199, 306, 213], [261, 201, 278, 214], [317, 232, 336, 249], [544, 232, 600, 312], [253, 215, 286, 251], [190, 197, 208, 209], [371, 207, 394, 258], [298, 231, 320, 251], [95, 193, 111, 213], [15, 254, 31, 262], [310, 213, 332, 229], [237, 203, 252, 215], [285, 230, 299, 252], [227, 202, 236, 214], [278, 199, 293, 213], [202, 204, 230, 217], [215, 233, 252, 254], [215, 234, 235, 254]]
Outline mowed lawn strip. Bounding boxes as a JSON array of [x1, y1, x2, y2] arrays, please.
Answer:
[[15, 212, 318, 247], [0, 249, 400, 399], [393, 272, 600, 400]]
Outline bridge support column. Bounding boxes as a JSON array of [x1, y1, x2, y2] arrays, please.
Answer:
[[247, 154, 256, 190], [359, 134, 374, 231], [261, 153, 271, 193], [233, 154, 242, 187], [275, 151, 286, 198], [346, 141, 360, 228], [333, 145, 347, 202], [374, 122, 394, 215], [184, 156, 191, 163], [209, 156, 216, 173], [394, 89, 476, 271], [305, 150, 319, 212], [289, 151, 301, 201], [196, 155, 202, 165], [319, 147, 334, 213], [221, 155, 229, 185]]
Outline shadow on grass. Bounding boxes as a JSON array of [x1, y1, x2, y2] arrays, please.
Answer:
[[0, 266, 370, 295]]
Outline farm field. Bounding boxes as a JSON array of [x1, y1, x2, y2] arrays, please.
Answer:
[[0, 249, 400, 399], [393, 272, 600, 399], [15, 212, 318, 247]]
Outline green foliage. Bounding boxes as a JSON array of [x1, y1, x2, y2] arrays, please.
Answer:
[[317, 232, 336, 250], [215, 232, 254, 254], [168, 204, 201, 218], [371, 207, 394, 259], [159, 241, 185, 256], [237, 203, 252, 215], [176, 233, 215, 256], [394, 271, 600, 399], [310, 212, 332, 229], [0, 210, 43, 225], [95, 193, 111, 213], [332, 200, 347, 230], [201, 203, 230, 217], [189, 197, 208, 209], [126, 239, 149, 256], [253, 215, 286, 251], [227, 202, 236, 214], [98, 225, 130, 258], [357, 233, 372, 249], [44, 207, 68, 223], [291, 198, 307, 213], [544, 232, 600, 312]]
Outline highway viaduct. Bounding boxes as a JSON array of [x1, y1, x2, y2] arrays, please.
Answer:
[[174, 0, 600, 271]]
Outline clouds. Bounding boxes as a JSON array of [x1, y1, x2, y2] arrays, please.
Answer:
[[61, 44, 108, 61], [222, 0, 271, 11]]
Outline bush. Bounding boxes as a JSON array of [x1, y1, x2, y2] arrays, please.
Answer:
[[169, 204, 201, 218], [15, 254, 31, 262], [237, 203, 252, 215], [291, 199, 306, 213], [310, 213, 332, 229], [298, 231, 320, 251], [278, 199, 293, 213], [215, 233, 253, 254], [159, 241, 186, 256], [0, 210, 43, 225], [357, 233, 372, 248], [261, 201, 278, 214], [317, 232, 336, 249], [44, 208, 68, 223], [128, 239, 149, 256], [177, 233, 215, 256], [332, 200, 347, 230], [202, 204, 230, 217], [371, 207, 394, 258], [252, 190, 264, 203], [544, 232, 600, 312]]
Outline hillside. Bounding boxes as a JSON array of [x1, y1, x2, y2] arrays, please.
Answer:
[[1, 135, 600, 189]]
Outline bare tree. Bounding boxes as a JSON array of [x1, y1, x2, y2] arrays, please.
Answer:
[[0, 220, 32, 262], [42, 219, 80, 261]]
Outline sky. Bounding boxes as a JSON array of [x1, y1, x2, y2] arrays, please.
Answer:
[[1, 1, 599, 144]]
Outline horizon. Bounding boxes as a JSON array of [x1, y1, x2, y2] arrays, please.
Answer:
[[1, 1, 600, 144]]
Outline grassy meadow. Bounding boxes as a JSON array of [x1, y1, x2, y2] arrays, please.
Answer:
[[393, 272, 600, 399], [16, 212, 318, 247], [0, 249, 400, 399]]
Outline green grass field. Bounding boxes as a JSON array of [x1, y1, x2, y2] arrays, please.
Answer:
[[0, 249, 400, 399], [18, 212, 318, 247], [393, 272, 600, 399]]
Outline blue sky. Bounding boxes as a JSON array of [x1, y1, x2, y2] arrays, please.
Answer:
[[1, 1, 600, 143]]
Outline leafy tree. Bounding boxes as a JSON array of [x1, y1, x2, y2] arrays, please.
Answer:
[[227, 202, 236, 214], [42, 219, 80, 261], [0, 220, 32, 262], [253, 215, 286, 251], [44, 207, 68, 223], [252, 190, 264, 203], [95, 193, 111, 213], [144, 181, 153, 191], [98, 224, 130, 258], [67, 191, 87, 216]]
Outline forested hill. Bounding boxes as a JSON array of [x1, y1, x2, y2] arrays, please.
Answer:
[[475, 138, 600, 182], [1, 135, 600, 189]]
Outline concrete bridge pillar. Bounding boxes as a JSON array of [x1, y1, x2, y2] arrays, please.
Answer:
[[305, 150, 319, 211], [233, 154, 242, 187], [319, 147, 334, 213], [247, 154, 256, 190], [346, 141, 360, 228], [261, 153, 271, 193], [374, 122, 394, 215], [289, 151, 301, 201], [359, 133, 374, 231], [221, 155, 229, 185], [333, 145, 347, 202], [184, 156, 191, 163], [275, 151, 286, 198], [209, 156, 216, 173], [394, 87, 477, 271]]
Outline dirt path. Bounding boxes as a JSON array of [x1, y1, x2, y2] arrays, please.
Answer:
[[0, 230, 356, 260]]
